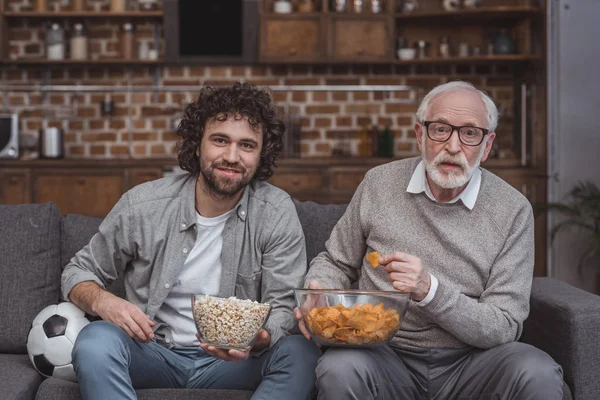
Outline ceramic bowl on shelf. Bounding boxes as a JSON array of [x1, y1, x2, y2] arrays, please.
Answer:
[[397, 48, 417, 60]]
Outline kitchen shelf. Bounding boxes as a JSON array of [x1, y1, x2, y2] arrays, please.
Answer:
[[1, 11, 163, 18], [0, 58, 164, 66], [393, 55, 538, 64], [395, 6, 541, 20]]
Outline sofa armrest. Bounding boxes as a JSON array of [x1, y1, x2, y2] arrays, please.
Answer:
[[521, 277, 600, 400]]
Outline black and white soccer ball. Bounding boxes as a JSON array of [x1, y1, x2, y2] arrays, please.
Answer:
[[27, 302, 90, 382]]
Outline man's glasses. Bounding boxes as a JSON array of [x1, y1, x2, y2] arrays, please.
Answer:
[[422, 121, 489, 146]]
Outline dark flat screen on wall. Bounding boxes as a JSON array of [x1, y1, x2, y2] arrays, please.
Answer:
[[178, 0, 243, 57]]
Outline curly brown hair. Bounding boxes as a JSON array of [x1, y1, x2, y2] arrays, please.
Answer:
[[175, 82, 285, 181]]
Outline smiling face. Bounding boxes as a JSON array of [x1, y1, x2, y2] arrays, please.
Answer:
[[197, 115, 263, 199], [415, 89, 496, 193]]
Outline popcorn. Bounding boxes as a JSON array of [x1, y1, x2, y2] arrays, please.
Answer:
[[193, 296, 271, 350]]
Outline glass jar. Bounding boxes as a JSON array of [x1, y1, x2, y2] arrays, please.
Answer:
[[137, 0, 158, 10], [35, 0, 48, 12], [335, 0, 347, 13], [46, 23, 66, 60], [120, 23, 135, 60], [353, 0, 363, 13], [70, 23, 88, 60], [370, 0, 382, 13], [111, 0, 126, 12], [298, 0, 314, 13], [71, 0, 85, 11]]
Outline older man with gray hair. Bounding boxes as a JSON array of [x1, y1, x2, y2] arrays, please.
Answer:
[[296, 81, 564, 399]]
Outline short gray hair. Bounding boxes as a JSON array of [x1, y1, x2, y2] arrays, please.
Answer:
[[415, 81, 498, 132]]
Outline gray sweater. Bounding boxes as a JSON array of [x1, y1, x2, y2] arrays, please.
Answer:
[[305, 157, 535, 350]]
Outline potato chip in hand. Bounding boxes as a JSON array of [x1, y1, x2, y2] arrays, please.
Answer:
[[365, 251, 381, 268]]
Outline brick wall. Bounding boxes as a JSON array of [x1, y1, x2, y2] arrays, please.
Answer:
[[1, 1, 516, 159]]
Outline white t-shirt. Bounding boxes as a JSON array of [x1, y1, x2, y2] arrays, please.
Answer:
[[155, 209, 233, 346]]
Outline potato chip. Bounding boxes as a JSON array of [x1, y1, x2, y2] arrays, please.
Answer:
[[365, 251, 381, 268], [305, 302, 400, 346]]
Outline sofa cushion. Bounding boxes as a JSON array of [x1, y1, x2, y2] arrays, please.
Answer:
[[35, 378, 253, 400], [0, 354, 42, 400], [0, 203, 62, 353], [293, 200, 347, 264], [61, 214, 125, 299]]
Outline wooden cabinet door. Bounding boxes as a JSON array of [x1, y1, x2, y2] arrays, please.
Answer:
[[128, 168, 163, 189], [329, 17, 392, 61], [260, 16, 324, 62], [0, 168, 31, 204], [268, 168, 325, 200], [493, 170, 548, 277], [34, 170, 125, 217]]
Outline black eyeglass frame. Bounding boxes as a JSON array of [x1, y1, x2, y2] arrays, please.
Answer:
[[422, 121, 489, 147]]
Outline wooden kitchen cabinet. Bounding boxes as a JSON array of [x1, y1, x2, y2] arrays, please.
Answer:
[[0, 168, 30, 204], [0, 159, 169, 217], [34, 170, 126, 217], [128, 168, 164, 188], [260, 16, 325, 62], [328, 16, 393, 62]]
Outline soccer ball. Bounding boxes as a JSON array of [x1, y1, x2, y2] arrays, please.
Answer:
[[27, 302, 90, 382]]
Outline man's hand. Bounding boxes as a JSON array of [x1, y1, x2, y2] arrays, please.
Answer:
[[197, 329, 271, 363], [95, 292, 155, 342], [380, 252, 431, 302], [293, 280, 322, 346]]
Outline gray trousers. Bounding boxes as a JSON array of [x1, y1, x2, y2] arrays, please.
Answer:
[[315, 342, 563, 400]]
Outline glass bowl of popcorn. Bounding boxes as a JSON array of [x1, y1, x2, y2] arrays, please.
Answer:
[[294, 289, 410, 348], [191, 294, 272, 351]]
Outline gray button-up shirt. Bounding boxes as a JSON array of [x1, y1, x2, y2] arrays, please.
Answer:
[[61, 172, 307, 349]]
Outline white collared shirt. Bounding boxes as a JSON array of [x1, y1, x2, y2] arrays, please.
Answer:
[[405, 160, 482, 306], [406, 160, 482, 210]]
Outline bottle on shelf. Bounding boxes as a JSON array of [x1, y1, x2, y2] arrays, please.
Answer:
[[120, 22, 136, 60], [359, 124, 371, 157], [70, 23, 88, 60], [370, 125, 380, 157], [46, 23, 66, 60], [378, 126, 394, 158], [439, 36, 451, 58]]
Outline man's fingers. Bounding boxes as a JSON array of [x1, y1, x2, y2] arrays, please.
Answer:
[[130, 312, 155, 340], [298, 320, 312, 341], [380, 252, 412, 265], [124, 316, 150, 342], [308, 280, 322, 290], [385, 261, 413, 273]]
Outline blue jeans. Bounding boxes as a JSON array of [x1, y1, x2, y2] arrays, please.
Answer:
[[72, 321, 321, 400]]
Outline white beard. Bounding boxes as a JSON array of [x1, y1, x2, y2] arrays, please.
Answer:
[[422, 133, 487, 189]]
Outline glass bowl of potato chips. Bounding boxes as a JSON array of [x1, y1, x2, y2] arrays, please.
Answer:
[[294, 289, 410, 348]]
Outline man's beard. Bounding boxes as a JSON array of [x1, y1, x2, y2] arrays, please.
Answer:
[[422, 132, 487, 189], [199, 158, 255, 199]]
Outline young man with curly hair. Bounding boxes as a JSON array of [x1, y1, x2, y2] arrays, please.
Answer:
[[62, 82, 321, 400]]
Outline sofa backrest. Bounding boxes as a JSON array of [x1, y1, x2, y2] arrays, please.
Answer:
[[61, 214, 126, 299], [0, 203, 62, 354]]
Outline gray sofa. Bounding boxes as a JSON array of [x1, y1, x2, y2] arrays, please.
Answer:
[[1, 201, 599, 400]]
